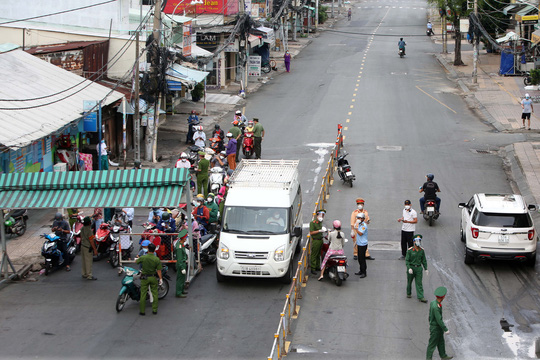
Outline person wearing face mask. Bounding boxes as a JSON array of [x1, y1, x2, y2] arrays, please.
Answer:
[[405, 234, 428, 303], [266, 210, 285, 228], [176, 152, 191, 169], [354, 212, 368, 278], [398, 200, 418, 260], [309, 209, 327, 275], [350, 198, 374, 261], [205, 193, 219, 232], [192, 194, 210, 234]]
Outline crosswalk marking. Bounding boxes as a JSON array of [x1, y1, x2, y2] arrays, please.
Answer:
[[205, 93, 242, 105]]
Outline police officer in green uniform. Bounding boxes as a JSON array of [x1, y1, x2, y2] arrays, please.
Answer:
[[406, 234, 428, 302], [427, 286, 453, 360], [175, 230, 189, 298], [309, 209, 326, 275], [135, 243, 163, 315], [196, 151, 210, 197]]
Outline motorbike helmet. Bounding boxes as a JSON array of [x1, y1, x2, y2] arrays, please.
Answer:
[[235, 110, 241, 115], [426, 173, 434, 181], [247, 120, 254, 126], [54, 212, 63, 221], [83, 216, 92, 226], [232, 120, 239, 126], [180, 152, 188, 159], [208, 193, 215, 199], [196, 194, 205, 202], [161, 212, 171, 221], [215, 124, 221, 130], [413, 234, 422, 246], [400, 37, 403, 41], [333, 220, 341, 229], [4, 219, 13, 227], [220, 150, 226, 157], [141, 240, 151, 247], [526, 93, 531, 99], [226, 132, 233, 138]]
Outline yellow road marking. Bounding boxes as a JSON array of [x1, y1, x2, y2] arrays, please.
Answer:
[[350, 105, 354, 108], [352, 99, 355, 102], [415, 86, 456, 114], [355, 88, 358, 91], [344, 126, 348, 130], [346, 119, 350, 122], [348, 112, 352, 115], [353, 93, 357, 96]]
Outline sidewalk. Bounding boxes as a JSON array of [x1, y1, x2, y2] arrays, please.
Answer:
[[3, 34, 320, 281], [435, 38, 540, 207]]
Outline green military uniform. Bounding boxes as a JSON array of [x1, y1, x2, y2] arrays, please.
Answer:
[[427, 287, 451, 360], [67, 208, 79, 229], [175, 232, 188, 297], [228, 126, 242, 162], [197, 155, 210, 197], [206, 200, 219, 224], [309, 218, 324, 271], [135, 253, 162, 314], [252, 121, 264, 159], [405, 245, 427, 300]]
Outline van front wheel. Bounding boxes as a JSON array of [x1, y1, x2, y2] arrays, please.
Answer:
[[216, 267, 227, 283], [281, 262, 293, 284]]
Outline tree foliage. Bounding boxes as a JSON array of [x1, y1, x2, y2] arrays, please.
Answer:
[[428, 0, 469, 65]]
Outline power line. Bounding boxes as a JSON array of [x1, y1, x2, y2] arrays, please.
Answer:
[[0, 0, 118, 26]]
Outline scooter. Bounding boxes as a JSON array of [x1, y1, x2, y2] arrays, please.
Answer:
[[71, 214, 84, 253], [242, 132, 254, 158], [199, 227, 219, 264], [399, 48, 405, 58], [426, 28, 434, 36], [209, 136, 222, 154], [188, 145, 204, 168], [115, 264, 171, 312], [40, 233, 76, 275], [95, 222, 112, 260], [209, 166, 226, 195], [109, 223, 133, 268], [423, 199, 439, 226], [3, 209, 28, 237], [323, 254, 349, 286], [337, 152, 356, 187]]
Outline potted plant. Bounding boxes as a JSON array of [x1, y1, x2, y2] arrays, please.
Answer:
[[191, 83, 204, 102]]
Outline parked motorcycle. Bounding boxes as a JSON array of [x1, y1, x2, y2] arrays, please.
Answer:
[[40, 233, 76, 275], [71, 213, 84, 253], [423, 199, 439, 226], [242, 132, 254, 158], [3, 209, 28, 237], [109, 223, 133, 268], [209, 166, 226, 195], [115, 264, 171, 312], [337, 152, 355, 187], [199, 230, 218, 264], [323, 254, 349, 286], [188, 145, 204, 168]]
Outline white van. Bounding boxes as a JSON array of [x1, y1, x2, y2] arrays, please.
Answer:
[[216, 160, 303, 283]]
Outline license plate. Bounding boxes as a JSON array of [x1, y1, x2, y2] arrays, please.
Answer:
[[427, 207, 435, 212], [498, 234, 509, 244], [346, 171, 352, 176], [241, 266, 261, 272], [337, 266, 346, 272]]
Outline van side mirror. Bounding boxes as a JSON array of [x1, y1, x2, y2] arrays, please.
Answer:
[[458, 203, 466, 209], [293, 226, 302, 238], [528, 204, 537, 212]]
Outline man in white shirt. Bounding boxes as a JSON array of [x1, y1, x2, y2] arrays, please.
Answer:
[[122, 208, 135, 228], [193, 126, 206, 148], [397, 199, 418, 260], [96, 140, 109, 170], [175, 153, 191, 169]]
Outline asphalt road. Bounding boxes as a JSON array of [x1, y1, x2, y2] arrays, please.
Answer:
[[1, 1, 539, 360]]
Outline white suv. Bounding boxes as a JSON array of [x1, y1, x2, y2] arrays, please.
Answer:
[[459, 194, 537, 266]]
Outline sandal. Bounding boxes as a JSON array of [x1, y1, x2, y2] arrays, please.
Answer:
[[318, 277, 323, 281], [65, 266, 71, 271]]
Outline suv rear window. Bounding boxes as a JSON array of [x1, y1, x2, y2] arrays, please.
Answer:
[[472, 211, 532, 228]]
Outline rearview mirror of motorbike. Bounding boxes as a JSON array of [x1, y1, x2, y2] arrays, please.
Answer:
[[458, 203, 466, 208], [528, 204, 537, 212]]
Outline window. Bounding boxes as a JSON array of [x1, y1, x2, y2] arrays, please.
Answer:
[[472, 212, 532, 228], [222, 206, 289, 235]]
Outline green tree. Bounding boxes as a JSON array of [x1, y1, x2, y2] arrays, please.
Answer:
[[428, 0, 469, 65]]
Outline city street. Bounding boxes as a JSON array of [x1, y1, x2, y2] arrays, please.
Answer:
[[1, 0, 540, 359]]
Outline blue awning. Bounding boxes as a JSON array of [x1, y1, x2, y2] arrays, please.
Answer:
[[166, 64, 209, 88]]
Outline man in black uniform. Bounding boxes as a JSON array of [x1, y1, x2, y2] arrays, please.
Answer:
[[419, 173, 441, 213]]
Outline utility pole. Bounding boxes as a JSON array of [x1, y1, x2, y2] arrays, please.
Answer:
[[315, 0, 318, 31], [134, 31, 140, 164], [331, 0, 334, 18], [442, 13, 447, 54], [472, 0, 478, 83], [145, 0, 162, 162]]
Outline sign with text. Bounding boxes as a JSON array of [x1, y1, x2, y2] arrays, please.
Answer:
[[522, 15, 539, 24], [248, 55, 261, 77], [196, 33, 219, 52], [183, 21, 192, 56], [164, 0, 238, 15], [83, 100, 98, 132]]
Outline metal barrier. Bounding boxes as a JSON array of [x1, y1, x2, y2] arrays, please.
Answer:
[[268, 125, 343, 360]]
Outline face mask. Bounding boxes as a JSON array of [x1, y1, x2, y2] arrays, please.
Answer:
[[274, 214, 280, 219], [414, 240, 421, 247], [207, 198, 213, 203], [358, 205, 363, 210], [317, 216, 323, 222], [405, 205, 411, 210], [192, 201, 198, 206]]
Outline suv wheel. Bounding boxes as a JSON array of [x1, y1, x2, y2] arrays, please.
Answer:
[[464, 251, 475, 265], [527, 255, 537, 267], [460, 223, 465, 243]]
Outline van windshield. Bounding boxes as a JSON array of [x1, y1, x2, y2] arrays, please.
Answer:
[[473, 211, 532, 228], [222, 206, 289, 235]]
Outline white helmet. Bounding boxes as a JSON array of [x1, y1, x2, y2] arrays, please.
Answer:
[[525, 93, 531, 99], [235, 110, 241, 115], [197, 125, 203, 131], [180, 152, 187, 159], [226, 132, 233, 137]]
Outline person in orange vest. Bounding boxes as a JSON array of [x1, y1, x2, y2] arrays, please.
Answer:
[[350, 198, 374, 260]]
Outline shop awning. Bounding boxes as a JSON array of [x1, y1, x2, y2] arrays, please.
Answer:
[[533, 29, 540, 43], [516, 5, 538, 21], [504, 3, 528, 15], [190, 44, 213, 57], [166, 63, 209, 87], [0, 168, 188, 209], [303, 5, 315, 10]]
